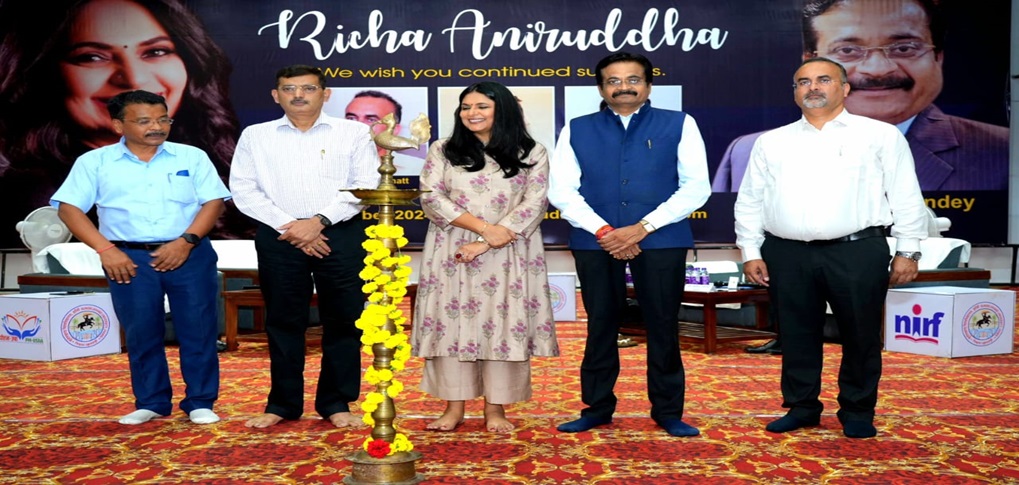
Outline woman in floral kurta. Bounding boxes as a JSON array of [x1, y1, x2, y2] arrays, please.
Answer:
[[412, 82, 558, 433]]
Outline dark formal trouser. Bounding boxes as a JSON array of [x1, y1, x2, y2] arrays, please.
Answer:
[[255, 220, 367, 420], [761, 235, 890, 423], [108, 238, 220, 415], [573, 248, 688, 423]]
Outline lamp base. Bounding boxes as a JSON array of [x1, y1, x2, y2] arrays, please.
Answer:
[[344, 450, 424, 484]]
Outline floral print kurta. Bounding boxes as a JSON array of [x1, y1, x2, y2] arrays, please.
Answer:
[[412, 140, 559, 362]]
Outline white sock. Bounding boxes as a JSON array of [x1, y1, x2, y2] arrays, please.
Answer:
[[119, 409, 161, 425], [189, 408, 220, 425]]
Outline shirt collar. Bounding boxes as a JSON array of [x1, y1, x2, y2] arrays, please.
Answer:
[[610, 100, 650, 129], [797, 106, 853, 131], [275, 112, 334, 132], [112, 137, 170, 162]]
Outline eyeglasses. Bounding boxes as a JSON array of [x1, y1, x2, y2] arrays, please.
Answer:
[[278, 84, 321, 95], [820, 41, 936, 63], [124, 117, 173, 127], [603, 77, 645, 87], [793, 77, 838, 89]]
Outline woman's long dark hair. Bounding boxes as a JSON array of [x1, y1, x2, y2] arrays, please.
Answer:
[[0, 0, 238, 176], [442, 82, 536, 178]]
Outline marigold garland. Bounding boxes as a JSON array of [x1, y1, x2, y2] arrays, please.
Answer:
[[355, 223, 414, 457]]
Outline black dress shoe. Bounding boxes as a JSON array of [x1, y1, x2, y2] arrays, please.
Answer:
[[745, 339, 781, 354]]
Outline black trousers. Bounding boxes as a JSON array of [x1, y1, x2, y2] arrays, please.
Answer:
[[573, 248, 687, 423], [761, 235, 890, 423], [255, 220, 367, 420]]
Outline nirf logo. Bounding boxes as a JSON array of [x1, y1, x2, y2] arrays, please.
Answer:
[[892, 304, 944, 344]]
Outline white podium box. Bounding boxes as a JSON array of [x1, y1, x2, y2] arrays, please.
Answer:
[[0, 292, 121, 361], [548, 273, 577, 322], [885, 286, 1014, 358]]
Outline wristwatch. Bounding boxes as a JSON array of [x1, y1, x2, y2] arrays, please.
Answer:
[[181, 233, 200, 245], [315, 213, 333, 227], [895, 251, 922, 262], [639, 219, 656, 234]]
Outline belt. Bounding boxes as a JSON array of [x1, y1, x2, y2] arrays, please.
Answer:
[[111, 241, 172, 250], [767, 226, 888, 245]]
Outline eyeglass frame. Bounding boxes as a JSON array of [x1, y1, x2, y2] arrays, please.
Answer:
[[602, 76, 647, 87], [277, 84, 323, 95], [122, 117, 174, 127], [816, 41, 937, 64], [792, 77, 840, 89]]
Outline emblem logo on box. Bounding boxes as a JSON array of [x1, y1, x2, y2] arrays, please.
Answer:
[[962, 302, 1005, 347], [1, 311, 43, 342], [549, 284, 567, 312], [892, 304, 944, 344], [61, 305, 112, 348]]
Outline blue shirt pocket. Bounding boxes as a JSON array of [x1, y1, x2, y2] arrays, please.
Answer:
[[167, 173, 197, 204]]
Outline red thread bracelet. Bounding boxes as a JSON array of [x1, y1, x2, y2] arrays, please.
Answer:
[[96, 244, 116, 254], [595, 225, 614, 240]]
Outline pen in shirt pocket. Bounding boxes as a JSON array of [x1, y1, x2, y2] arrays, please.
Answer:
[[647, 139, 652, 149], [175, 169, 190, 176]]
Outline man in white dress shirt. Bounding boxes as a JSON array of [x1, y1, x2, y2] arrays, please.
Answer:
[[230, 65, 380, 428], [734, 58, 927, 438]]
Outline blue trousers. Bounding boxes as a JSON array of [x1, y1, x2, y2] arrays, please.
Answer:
[[107, 239, 220, 415]]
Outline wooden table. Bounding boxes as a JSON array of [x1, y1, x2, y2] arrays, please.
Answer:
[[221, 289, 300, 351], [222, 285, 417, 351], [679, 288, 773, 353], [623, 286, 774, 354]]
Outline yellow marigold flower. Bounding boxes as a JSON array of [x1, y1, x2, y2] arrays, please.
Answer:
[[396, 237, 409, 248], [387, 379, 404, 398], [365, 225, 378, 238], [391, 359, 405, 372], [385, 333, 408, 348], [388, 286, 408, 298], [364, 400, 379, 413], [359, 266, 382, 281], [393, 267, 412, 278], [370, 330, 391, 344], [362, 414, 375, 426], [361, 282, 378, 293], [365, 367, 382, 385], [393, 433, 413, 452], [376, 369, 394, 382], [365, 392, 385, 404], [373, 274, 392, 285]]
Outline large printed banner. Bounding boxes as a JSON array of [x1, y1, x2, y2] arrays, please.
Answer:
[[0, 0, 1010, 247]]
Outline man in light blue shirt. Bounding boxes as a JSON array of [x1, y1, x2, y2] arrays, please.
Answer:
[[52, 90, 230, 426]]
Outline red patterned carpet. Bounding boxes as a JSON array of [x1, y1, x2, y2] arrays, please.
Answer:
[[1, 293, 1018, 484]]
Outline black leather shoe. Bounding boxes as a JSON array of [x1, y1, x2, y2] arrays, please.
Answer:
[[746, 339, 781, 354]]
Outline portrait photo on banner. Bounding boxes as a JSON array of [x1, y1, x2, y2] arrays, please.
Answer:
[[0, 0, 250, 247], [323, 86, 429, 177]]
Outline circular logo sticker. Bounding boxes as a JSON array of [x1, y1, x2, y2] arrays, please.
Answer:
[[549, 283, 567, 313], [61, 304, 112, 348], [961, 301, 1005, 347]]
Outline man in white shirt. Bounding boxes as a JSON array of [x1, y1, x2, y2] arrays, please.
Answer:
[[549, 52, 710, 437], [230, 65, 380, 428], [734, 58, 927, 438]]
